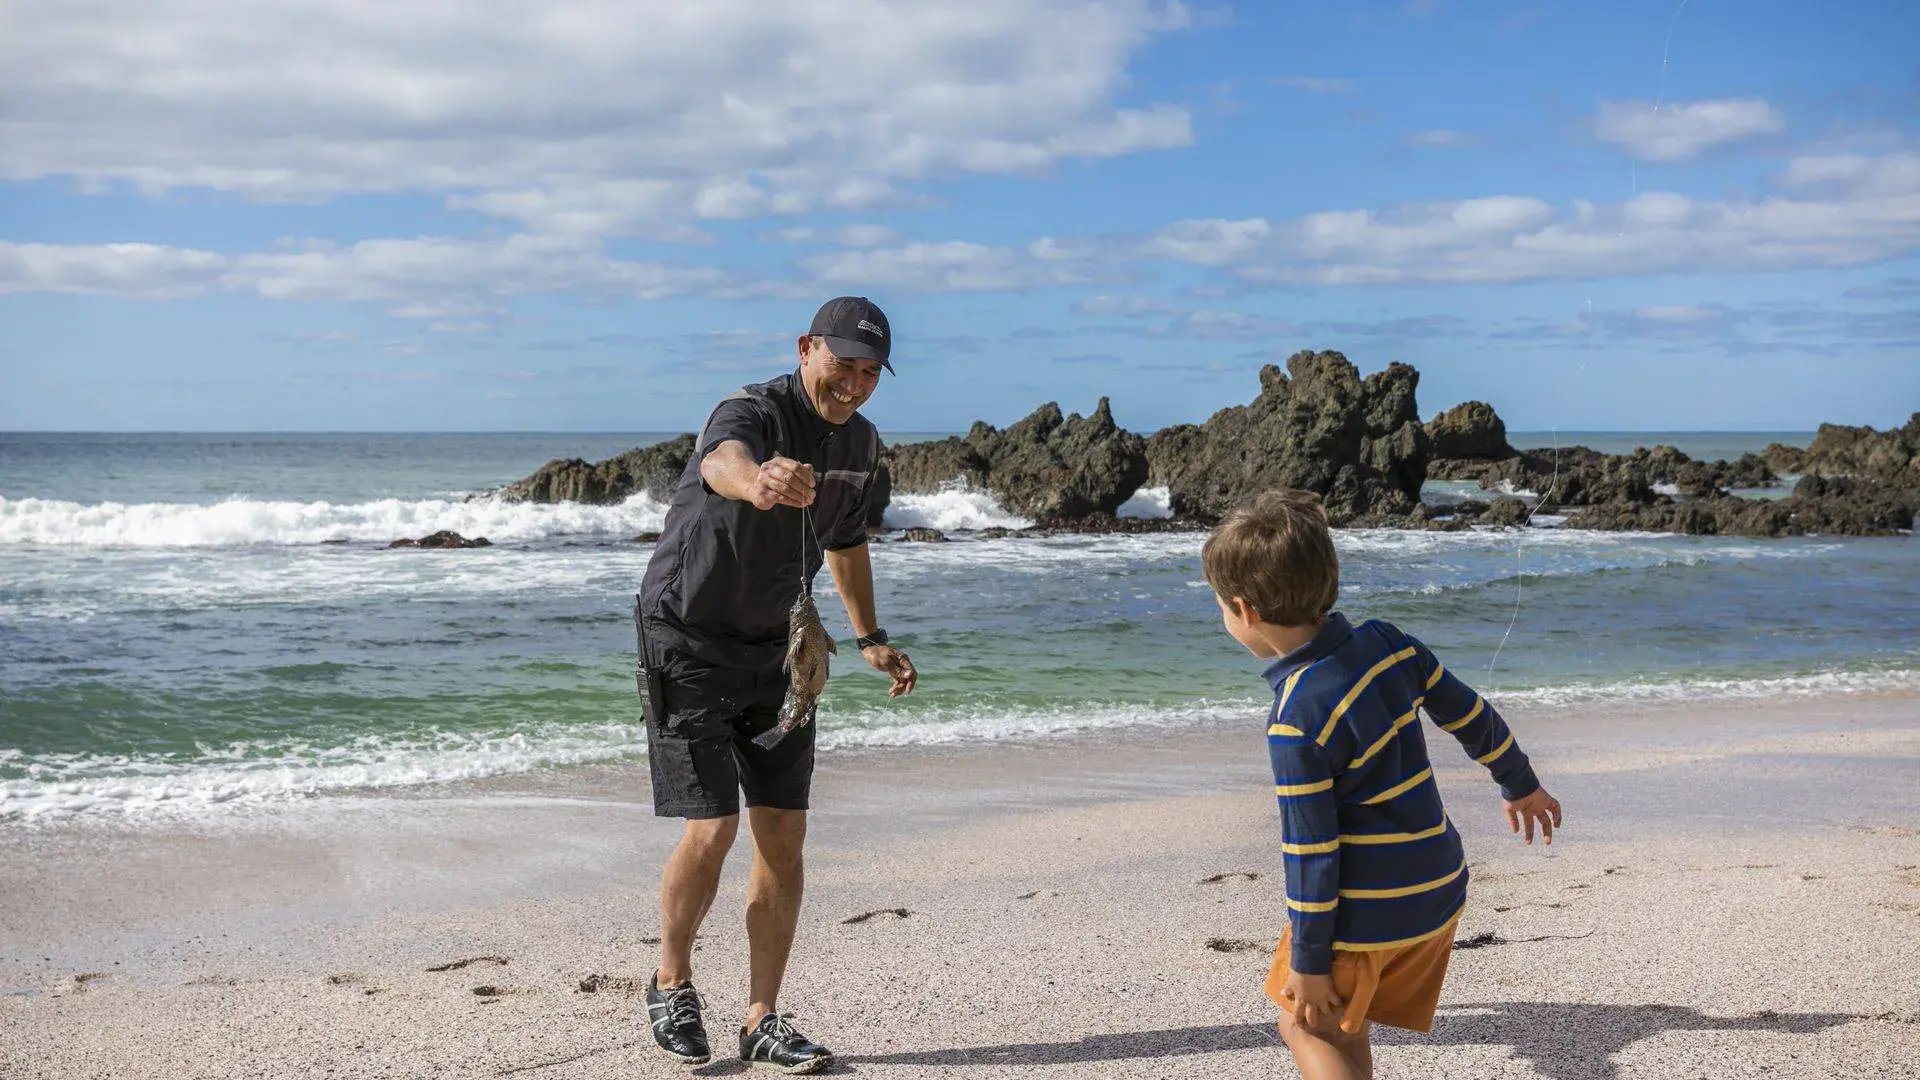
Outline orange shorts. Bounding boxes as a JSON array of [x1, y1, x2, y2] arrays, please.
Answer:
[[1265, 915, 1460, 1034]]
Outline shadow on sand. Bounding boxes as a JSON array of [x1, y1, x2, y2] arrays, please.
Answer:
[[855, 1001, 1867, 1077]]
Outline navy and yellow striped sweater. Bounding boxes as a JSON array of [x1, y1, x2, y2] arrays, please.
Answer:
[[1265, 612, 1538, 975]]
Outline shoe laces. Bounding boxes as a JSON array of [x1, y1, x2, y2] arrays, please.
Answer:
[[663, 984, 705, 1029], [760, 1013, 803, 1042]]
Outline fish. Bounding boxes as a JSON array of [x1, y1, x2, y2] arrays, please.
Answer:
[[752, 589, 838, 749]]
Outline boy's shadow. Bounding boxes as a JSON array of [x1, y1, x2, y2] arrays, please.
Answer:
[[855, 1001, 1866, 1078]]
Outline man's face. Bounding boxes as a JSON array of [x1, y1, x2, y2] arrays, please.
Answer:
[[798, 336, 883, 424]]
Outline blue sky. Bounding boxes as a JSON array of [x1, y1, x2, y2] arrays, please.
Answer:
[[2, 0, 1916, 434]]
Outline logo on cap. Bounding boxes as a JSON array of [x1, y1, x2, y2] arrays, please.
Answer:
[[856, 319, 886, 338]]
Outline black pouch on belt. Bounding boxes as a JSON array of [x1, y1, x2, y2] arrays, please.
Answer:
[[633, 595, 669, 729]]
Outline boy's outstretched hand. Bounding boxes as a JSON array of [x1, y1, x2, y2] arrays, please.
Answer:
[[1504, 787, 1563, 844]]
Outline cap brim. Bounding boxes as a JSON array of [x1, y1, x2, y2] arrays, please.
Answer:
[[821, 335, 894, 374]]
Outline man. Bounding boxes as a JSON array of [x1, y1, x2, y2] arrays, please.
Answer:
[[634, 296, 918, 1074]]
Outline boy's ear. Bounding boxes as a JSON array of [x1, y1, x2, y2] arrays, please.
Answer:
[[1228, 596, 1261, 625]]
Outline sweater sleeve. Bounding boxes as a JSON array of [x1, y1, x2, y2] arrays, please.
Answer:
[[1268, 719, 1342, 975], [1407, 636, 1540, 801]]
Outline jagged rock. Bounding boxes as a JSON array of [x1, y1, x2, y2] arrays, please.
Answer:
[[1425, 401, 1514, 461], [390, 530, 491, 549], [1567, 480, 1912, 537], [1715, 453, 1779, 490], [1145, 423, 1206, 487], [882, 438, 990, 495], [965, 398, 1150, 519], [1800, 413, 1920, 492], [498, 434, 696, 505], [1481, 498, 1533, 528], [1158, 351, 1430, 525], [900, 528, 947, 542], [633, 532, 662, 543], [1762, 442, 1809, 476], [1026, 515, 1209, 535]]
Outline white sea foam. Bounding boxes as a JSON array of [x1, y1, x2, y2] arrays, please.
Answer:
[[0, 722, 644, 824], [882, 485, 1031, 531], [1495, 667, 1920, 708], [1116, 486, 1174, 519], [0, 494, 669, 548]]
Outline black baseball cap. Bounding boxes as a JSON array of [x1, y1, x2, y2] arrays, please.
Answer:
[[809, 296, 893, 374]]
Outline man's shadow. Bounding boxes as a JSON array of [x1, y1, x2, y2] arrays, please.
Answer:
[[853, 1001, 1867, 1078]]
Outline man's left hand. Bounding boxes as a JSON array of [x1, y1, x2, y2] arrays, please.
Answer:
[[861, 645, 917, 697]]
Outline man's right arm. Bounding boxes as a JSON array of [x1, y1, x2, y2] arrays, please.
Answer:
[[701, 440, 815, 510]]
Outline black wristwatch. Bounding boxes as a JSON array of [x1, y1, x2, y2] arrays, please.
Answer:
[[855, 628, 889, 649]]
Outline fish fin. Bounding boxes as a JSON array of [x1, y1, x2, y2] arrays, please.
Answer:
[[751, 726, 786, 750], [826, 636, 839, 655]]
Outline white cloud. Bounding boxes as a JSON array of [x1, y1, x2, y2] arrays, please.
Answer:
[[801, 240, 1113, 293], [1, 0, 1193, 236], [1407, 129, 1474, 149], [0, 241, 230, 298], [1595, 98, 1785, 161]]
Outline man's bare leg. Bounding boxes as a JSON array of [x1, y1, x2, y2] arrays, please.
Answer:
[[656, 814, 740, 986], [743, 806, 807, 1027]]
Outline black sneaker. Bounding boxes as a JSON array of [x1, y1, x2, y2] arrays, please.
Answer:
[[739, 1013, 833, 1074], [645, 976, 711, 1065]]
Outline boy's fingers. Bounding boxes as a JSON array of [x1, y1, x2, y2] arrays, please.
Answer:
[[1506, 805, 1519, 833], [1540, 812, 1554, 845], [1523, 813, 1535, 843], [1551, 800, 1564, 827]]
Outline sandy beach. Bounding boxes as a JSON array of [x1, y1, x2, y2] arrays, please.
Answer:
[[4, 692, 1918, 1079]]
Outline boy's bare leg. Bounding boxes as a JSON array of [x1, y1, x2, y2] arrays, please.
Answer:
[[657, 814, 741, 986], [1278, 1011, 1372, 1080], [744, 806, 807, 1028]]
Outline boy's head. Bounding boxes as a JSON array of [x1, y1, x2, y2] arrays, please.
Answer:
[[1203, 488, 1340, 655]]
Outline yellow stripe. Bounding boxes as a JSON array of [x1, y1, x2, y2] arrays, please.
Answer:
[[1348, 700, 1422, 770], [1425, 663, 1446, 690], [1277, 665, 1309, 717], [1361, 766, 1433, 805], [1339, 816, 1449, 846], [1268, 723, 1306, 737], [1334, 914, 1461, 953], [1287, 896, 1339, 913], [1274, 778, 1333, 797], [1438, 696, 1484, 733], [1315, 646, 1418, 745], [1281, 838, 1341, 855], [1339, 860, 1465, 900], [1476, 733, 1515, 765]]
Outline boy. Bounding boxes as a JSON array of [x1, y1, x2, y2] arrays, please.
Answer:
[[1203, 489, 1564, 1080]]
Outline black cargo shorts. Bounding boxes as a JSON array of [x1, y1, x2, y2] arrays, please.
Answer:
[[636, 610, 814, 819]]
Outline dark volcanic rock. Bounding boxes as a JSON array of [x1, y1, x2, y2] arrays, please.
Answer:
[[882, 398, 1149, 520], [1157, 351, 1430, 526], [498, 434, 696, 505], [1567, 480, 1912, 537], [390, 530, 492, 549], [1762, 442, 1809, 476], [1425, 401, 1514, 461], [1026, 515, 1209, 535], [966, 398, 1150, 519], [1145, 423, 1206, 487], [1481, 498, 1533, 528], [1800, 413, 1920, 492], [900, 527, 947, 542]]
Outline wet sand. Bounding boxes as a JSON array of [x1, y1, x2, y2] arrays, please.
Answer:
[[3, 693, 1918, 1078]]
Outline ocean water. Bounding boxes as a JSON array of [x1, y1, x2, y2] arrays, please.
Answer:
[[3, 431, 1915, 825]]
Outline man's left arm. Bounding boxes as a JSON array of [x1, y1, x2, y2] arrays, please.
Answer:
[[824, 542, 917, 697]]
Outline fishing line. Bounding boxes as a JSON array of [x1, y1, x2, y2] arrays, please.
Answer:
[[1489, 2, 1687, 680]]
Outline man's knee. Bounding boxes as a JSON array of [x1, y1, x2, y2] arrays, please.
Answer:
[[747, 807, 807, 874], [677, 813, 740, 863]]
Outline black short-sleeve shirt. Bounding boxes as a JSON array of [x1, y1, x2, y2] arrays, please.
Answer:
[[639, 372, 880, 671]]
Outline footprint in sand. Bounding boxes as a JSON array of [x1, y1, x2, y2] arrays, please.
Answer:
[[1492, 901, 1567, 913], [69, 973, 110, 993], [1203, 938, 1270, 954], [842, 908, 912, 925], [1016, 889, 1059, 900], [326, 973, 363, 986], [472, 985, 534, 1001], [577, 975, 649, 994], [427, 956, 509, 973], [1199, 872, 1260, 885]]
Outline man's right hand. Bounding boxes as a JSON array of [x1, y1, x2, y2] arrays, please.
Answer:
[[749, 457, 815, 510]]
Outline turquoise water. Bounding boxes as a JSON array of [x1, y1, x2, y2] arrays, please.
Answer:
[[3, 431, 1915, 824]]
